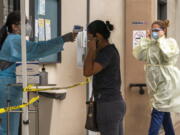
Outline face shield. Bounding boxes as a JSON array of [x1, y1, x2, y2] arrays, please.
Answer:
[[26, 21, 32, 37]]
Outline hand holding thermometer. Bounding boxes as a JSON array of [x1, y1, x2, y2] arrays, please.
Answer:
[[73, 25, 83, 33]]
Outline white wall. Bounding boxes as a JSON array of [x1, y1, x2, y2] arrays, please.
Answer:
[[167, 0, 177, 38], [175, 0, 180, 46], [26, 0, 29, 18], [90, 0, 125, 95], [167, 0, 180, 67], [48, 0, 87, 135]]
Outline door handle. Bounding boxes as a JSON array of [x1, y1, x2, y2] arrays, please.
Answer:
[[129, 83, 147, 95]]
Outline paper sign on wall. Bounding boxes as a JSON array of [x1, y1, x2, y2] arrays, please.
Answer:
[[45, 19, 51, 40], [38, 19, 45, 41], [133, 30, 146, 47], [35, 19, 39, 38], [38, 0, 46, 15]]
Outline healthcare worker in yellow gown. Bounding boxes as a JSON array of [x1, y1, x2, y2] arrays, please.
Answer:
[[133, 20, 180, 135], [0, 11, 76, 135]]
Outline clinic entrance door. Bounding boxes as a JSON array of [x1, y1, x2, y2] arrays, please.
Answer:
[[124, 0, 155, 135]]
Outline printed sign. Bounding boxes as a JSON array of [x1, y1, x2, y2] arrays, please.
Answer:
[[38, 19, 45, 41], [38, 0, 46, 15], [45, 19, 51, 40], [133, 30, 146, 47]]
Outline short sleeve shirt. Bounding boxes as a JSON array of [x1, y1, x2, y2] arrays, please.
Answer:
[[93, 44, 122, 102]]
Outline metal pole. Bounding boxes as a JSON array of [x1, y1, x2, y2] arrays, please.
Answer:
[[86, 1, 91, 135], [20, 0, 29, 135], [7, 99, 10, 135], [7, 84, 11, 135], [87, 0, 90, 27], [35, 99, 40, 135]]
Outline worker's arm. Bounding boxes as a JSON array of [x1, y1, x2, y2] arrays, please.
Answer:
[[10, 33, 74, 61]]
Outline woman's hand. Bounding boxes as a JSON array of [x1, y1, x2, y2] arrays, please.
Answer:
[[146, 30, 151, 39], [72, 32, 78, 41], [87, 38, 97, 50]]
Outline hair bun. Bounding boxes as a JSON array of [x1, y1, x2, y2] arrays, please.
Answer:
[[106, 21, 114, 31], [164, 20, 170, 27]]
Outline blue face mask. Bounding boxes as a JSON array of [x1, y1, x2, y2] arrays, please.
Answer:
[[151, 32, 159, 40]]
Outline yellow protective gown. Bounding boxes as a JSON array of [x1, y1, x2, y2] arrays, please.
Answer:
[[133, 36, 180, 112]]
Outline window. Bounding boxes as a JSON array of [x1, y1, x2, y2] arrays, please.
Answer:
[[29, 0, 62, 63], [13, 0, 20, 11], [158, 0, 167, 20]]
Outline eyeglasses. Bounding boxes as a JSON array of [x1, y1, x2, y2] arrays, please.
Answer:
[[151, 28, 162, 32]]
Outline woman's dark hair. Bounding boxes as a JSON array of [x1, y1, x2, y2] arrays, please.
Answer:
[[87, 20, 114, 40], [152, 20, 169, 36], [0, 11, 20, 49]]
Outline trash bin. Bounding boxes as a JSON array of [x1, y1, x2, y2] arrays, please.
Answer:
[[29, 86, 67, 135]]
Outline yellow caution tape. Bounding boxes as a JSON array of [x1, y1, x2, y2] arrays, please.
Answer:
[[0, 78, 90, 113], [0, 96, 39, 114], [24, 78, 91, 92]]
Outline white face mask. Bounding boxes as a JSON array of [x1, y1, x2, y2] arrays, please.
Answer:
[[25, 23, 32, 37]]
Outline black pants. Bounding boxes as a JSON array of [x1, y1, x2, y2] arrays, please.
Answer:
[[96, 100, 126, 135]]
